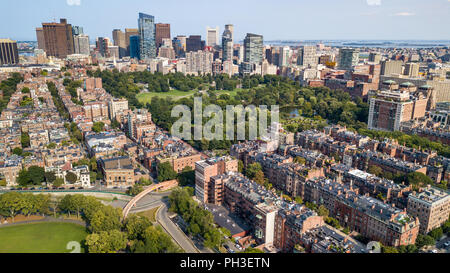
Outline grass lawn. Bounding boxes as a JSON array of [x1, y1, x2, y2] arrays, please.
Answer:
[[137, 206, 161, 222], [136, 88, 247, 104], [0, 222, 88, 253], [136, 90, 197, 103]]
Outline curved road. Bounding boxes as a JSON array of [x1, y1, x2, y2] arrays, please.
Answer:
[[127, 192, 199, 253]]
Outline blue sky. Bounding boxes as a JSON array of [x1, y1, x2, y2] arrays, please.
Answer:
[[2, 0, 450, 41]]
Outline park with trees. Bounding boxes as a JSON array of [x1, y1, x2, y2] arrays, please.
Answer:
[[0, 192, 181, 253]]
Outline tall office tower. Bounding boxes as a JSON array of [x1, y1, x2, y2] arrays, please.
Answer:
[[381, 60, 403, 76], [73, 35, 90, 55], [129, 35, 140, 59], [368, 90, 428, 131], [404, 62, 420, 77], [35, 28, 46, 50], [369, 52, 382, 64], [244, 33, 263, 65], [155, 23, 171, 49], [125, 28, 139, 56], [338, 48, 359, 70], [225, 24, 234, 42], [296, 47, 303, 65], [96, 37, 110, 57], [0, 39, 19, 65], [278, 46, 291, 67], [222, 27, 233, 61], [138, 13, 156, 60], [206, 26, 219, 47], [72, 26, 84, 36], [42, 18, 75, 58], [185, 50, 213, 74], [186, 35, 204, 52], [173, 35, 187, 57], [299, 45, 318, 67], [112, 29, 127, 58]]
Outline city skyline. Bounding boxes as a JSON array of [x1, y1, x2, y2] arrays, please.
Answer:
[[2, 0, 450, 41]]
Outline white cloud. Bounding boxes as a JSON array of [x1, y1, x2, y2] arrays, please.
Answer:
[[393, 12, 415, 16], [367, 0, 381, 6], [67, 0, 81, 6]]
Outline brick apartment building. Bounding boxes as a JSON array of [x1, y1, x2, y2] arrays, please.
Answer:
[[100, 156, 135, 188], [407, 186, 450, 234], [195, 156, 238, 204]]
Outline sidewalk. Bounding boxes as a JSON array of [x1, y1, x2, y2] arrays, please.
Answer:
[[0, 216, 86, 228]]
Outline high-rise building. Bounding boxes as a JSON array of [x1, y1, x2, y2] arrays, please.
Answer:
[[225, 24, 234, 42], [206, 26, 219, 47], [369, 52, 382, 64], [186, 35, 205, 52], [368, 90, 428, 131], [112, 29, 127, 58], [41, 18, 75, 58], [185, 50, 213, 74], [222, 27, 233, 62], [138, 13, 156, 60], [299, 45, 317, 67], [72, 26, 84, 36], [129, 35, 140, 59], [0, 39, 19, 65], [242, 33, 263, 73], [125, 28, 139, 56], [173, 35, 187, 57], [35, 28, 46, 50], [96, 37, 110, 57], [73, 35, 90, 55], [244, 33, 263, 64], [404, 62, 420, 78], [155, 23, 171, 49], [195, 157, 238, 204], [381, 60, 403, 76], [279, 46, 291, 67], [338, 48, 359, 70]]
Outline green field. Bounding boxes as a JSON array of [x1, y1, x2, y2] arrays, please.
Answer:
[[0, 222, 88, 253], [136, 90, 197, 103], [136, 88, 245, 104]]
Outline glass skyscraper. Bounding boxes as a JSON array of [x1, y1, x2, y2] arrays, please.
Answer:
[[129, 35, 140, 60], [222, 28, 233, 62], [244, 33, 263, 65], [138, 12, 156, 60]]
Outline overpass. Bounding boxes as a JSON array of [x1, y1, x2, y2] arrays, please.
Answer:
[[122, 181, 175, 219]]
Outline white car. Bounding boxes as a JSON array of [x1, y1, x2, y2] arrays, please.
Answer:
[[235, 244, 243, 251], [444, 242, 450, 248]]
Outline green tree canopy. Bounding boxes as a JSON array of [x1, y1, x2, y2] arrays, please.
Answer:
[[157, 162, 178, 182]]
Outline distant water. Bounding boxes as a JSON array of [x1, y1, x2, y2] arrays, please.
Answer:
[[265, 40, 450, 48]]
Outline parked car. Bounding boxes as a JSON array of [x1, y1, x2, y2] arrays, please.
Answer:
[[69, 187, 75, 190], [58, 187, 65, 190], [444, 242, 450, 248], [78, 187, 84, 190], [235, 244, 243, 251]]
